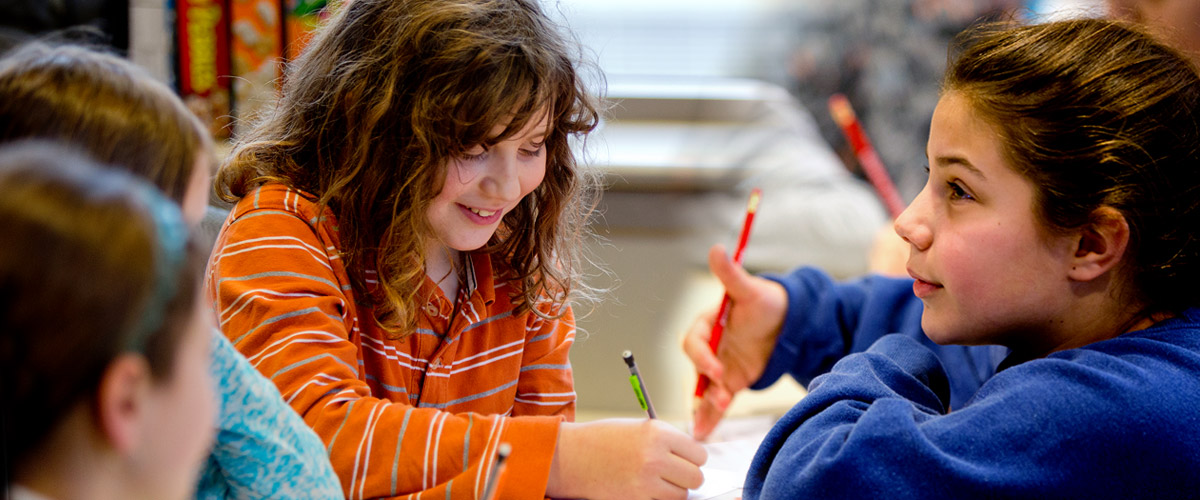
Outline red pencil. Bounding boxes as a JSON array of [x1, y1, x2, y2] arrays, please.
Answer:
[[694, 188, 762, 398], [828, 93, 906, 218]]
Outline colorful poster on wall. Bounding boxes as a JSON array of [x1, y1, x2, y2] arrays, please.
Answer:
[[174, 0, 232, 139], [229, 0, 284, 134]]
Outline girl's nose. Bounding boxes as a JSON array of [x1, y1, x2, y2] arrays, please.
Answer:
[[893, 188, 932, 252], [480, 154, 521, 201]]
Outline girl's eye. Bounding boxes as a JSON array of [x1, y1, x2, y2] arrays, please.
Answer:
[[460, 147, 487, 161], [946, 181, 974, 201], [521, 142, 545, 158]]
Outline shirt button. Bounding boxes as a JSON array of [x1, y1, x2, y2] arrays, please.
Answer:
[[430, 360, 442, 369], [424, 303, 439, 316]]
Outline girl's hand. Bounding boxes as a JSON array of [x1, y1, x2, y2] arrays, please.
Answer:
[[682, 244, 788, 440], [546, 419, 707, 500]]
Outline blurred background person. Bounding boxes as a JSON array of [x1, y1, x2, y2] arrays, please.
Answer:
[[0, 141, 215, 500], [1107, 0, 1200, 64], [785, 0, 1026, 203]]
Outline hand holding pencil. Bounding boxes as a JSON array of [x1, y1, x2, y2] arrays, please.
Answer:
[[694, 188, 761, 399], [682, 190, 790, 440]]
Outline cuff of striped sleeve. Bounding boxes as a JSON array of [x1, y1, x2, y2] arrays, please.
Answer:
[[496, 414, 563, 499]]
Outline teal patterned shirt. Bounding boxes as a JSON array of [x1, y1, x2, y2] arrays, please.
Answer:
[[195, 331, 342, 499]]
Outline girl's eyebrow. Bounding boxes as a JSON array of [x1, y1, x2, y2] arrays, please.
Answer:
[[933, 155, 987, 180]]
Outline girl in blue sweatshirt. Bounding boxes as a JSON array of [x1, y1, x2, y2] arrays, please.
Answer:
[[685, 18, 1200, 498]]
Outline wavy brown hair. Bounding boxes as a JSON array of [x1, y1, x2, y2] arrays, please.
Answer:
[[946, 18, 1200, 315], [217, 0, 601, 337]]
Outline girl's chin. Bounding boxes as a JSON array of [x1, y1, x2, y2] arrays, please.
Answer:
[[923, 325, 992, 347], [445, 238, 493, 253], [919, 318, 962, 346]]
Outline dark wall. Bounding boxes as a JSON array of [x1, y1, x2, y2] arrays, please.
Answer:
[[0, 1, 129, 53]]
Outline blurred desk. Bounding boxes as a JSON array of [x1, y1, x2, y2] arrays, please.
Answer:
[[570, 77, 887, 421]]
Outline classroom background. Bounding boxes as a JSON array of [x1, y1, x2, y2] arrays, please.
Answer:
[[0, 0, 1103, 425]]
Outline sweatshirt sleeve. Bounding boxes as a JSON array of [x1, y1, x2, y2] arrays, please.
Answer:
[[207, 207, 559, 500], [743, 333, 1200, 499], [753, 266, 1002, 409]]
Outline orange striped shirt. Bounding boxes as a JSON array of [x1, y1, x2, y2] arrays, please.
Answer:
[[205, 184, 574, 499]]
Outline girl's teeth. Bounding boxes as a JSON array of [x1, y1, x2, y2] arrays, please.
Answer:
[[470, 207, 496, 217]]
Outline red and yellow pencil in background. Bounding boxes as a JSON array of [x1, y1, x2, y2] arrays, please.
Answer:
[[829, 93, 906, 218], [694, 187, 762, 399]]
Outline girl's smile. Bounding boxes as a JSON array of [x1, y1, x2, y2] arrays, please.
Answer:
[[426, 110, 550, 258], [459, 203, 504, 223]]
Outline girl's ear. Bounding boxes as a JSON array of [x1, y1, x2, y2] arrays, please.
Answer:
[[94, 354, 152, 455], [1067, 206, 1130, 282]]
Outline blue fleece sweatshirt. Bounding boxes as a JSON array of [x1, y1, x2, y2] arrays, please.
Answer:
[[745, 267, 1200, 498]]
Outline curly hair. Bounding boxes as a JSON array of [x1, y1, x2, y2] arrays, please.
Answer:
[[217, 0, 602, 337]]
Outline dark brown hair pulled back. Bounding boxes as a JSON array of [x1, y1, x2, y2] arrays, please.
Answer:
[[946, 18, 1200, 314]]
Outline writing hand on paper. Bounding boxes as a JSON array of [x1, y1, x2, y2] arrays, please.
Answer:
[[546, 418, 707, 500], [683, 244, 787, 441]]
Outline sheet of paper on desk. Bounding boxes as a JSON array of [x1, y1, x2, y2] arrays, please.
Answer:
[[688, 437, 762, 500]]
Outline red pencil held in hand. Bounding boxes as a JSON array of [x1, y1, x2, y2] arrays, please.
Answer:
[[694, 188, 762, 398], [829, 93, 907, 218]]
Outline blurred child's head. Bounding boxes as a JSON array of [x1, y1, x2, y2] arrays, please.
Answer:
[[896, 18, 1200, 352], [1107, 0, 1200, 63], [219, 0, 601, 335], [0, 141, 215, 499], [0, 42, 214, 224]]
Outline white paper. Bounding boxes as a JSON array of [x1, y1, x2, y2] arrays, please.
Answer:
[[687, 435, 763, 500]]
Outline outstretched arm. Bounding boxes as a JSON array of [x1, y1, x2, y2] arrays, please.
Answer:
[[682, 244, 788, 440], [210, 190, 707, 500]]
